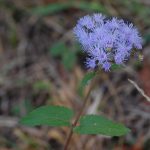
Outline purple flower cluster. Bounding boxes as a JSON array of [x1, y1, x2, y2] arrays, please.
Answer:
[[73, 13, 142, 71]]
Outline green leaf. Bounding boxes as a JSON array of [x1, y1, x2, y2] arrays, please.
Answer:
[[31, 2, 106, 16], [74, 115, 130, 136], [24, 99, 34, 114], [50, 42, 67, 57], [74, 1, 106, 12], [31, 3, 70, 15], [78, 72, 96, 95], [144, 33, 150, 45], [20, 106, 74, 127], [111, 64, 123, 70], [62, 51, 76, 70], [33, 80, 51, 91]]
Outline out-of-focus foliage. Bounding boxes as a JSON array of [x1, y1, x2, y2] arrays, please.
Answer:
[[11, 99, 34, 116], [121, 0, 150, 24], [111, 64, 123, 70], [33, 80, 51, 91], [78, 72, 96, 96], [62, 51, 76, 70], [31, 1, 106, 16], [50, 42, 77, 70], [50, 42, 67, 57]]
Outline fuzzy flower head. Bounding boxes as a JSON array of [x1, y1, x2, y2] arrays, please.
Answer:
[[73, 13, 143, 71]]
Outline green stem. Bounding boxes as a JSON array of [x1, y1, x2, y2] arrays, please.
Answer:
[[63, 75, 98, 150]]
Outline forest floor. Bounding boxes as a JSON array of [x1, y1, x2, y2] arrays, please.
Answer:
[[0, 0, 150, 150]]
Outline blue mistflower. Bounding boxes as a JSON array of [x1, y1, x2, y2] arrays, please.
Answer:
[[73, 13, 143, 71]]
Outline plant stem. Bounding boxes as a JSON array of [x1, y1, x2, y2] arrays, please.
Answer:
[[63, 76, 97, 150]]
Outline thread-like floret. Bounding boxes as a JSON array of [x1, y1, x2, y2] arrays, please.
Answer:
[[73, 13, 143, 71]]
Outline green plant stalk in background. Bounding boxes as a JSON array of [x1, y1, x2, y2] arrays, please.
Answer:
[[63, 73, 98, 150]]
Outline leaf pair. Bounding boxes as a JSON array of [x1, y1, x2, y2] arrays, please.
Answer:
[[20, 105, 130, 136]]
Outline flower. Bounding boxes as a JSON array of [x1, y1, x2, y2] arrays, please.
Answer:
[[73, 13, 143, 71]]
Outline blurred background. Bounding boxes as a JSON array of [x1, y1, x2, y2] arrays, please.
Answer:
[[0, 0, 150, 150]]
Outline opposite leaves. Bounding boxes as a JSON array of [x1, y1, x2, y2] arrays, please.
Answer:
[[20, 106, 130, 137]]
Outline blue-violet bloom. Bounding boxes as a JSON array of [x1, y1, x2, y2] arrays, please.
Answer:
[[73, 13, 143, 71]]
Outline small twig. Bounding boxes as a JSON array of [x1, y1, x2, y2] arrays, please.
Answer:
[[87, 89, 103, 114], [128, 79, 150, 102], [44, 17, 64, 34], [0, 116, 18, 127]]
